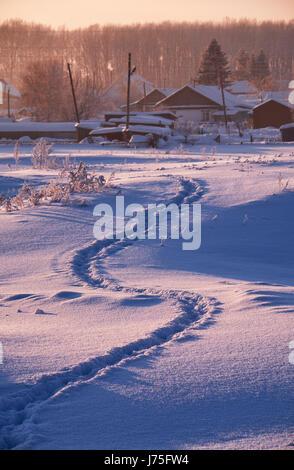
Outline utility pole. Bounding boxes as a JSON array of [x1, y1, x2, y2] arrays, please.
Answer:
[[143, 82, 147, 113], [67, 63, 80, 123], [126, 53, 131, 130], [218, 68, 228, 132], [7, 88, 10, 119], [126, 53, 136, 131]]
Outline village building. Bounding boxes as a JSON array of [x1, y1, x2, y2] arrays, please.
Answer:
[[126, 88, 178, 112], [280, 122, 294, 142], [253, 99, 293, 129], [153, 84, 251, 123]]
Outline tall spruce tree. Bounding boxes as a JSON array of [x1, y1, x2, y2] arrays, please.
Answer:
[[197, 39, 230, 86]]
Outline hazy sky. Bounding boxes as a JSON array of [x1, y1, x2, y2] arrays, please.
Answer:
[[1, 0, 293, 28]]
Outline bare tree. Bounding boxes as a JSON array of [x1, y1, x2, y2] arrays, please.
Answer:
[[1, 18, 292, 120]]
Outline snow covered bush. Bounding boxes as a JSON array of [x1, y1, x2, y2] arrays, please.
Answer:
[[0, 162, 109, 212], [32, 138, 53, 169], [65, 162, 106, 193]]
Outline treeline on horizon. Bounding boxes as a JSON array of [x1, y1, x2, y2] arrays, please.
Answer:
[[1, 18, 293, 91]]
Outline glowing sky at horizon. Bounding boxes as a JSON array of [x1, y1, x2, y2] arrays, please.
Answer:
[[1, 0, 293, 28]]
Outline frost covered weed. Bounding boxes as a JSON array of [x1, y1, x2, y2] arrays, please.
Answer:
[[175, 144, 187, 155], [64, 161, 106, 193], [210, 146, 216, 157], [0, 162, 109, 212], [31, 139, 70, 170], [32, 138, 53, 169], [105, 171, 116, 187]]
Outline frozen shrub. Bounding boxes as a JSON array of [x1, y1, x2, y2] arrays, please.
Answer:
[[46, 156, 61, 169], [28, 189, 43, 206], [175, 144, 187, 155], [66, 161, 106, 193], [45, 181, 64, 202], [11, 193, 24, 210], [32, 138, 53, 169], [0, 162, 109, 212], [3, 198, 12, 212], [106, 171, 116, 187]]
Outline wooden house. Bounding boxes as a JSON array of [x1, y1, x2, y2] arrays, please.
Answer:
[[280, 123, 294, 142], [128, 88, 178, 112], [154, 85, 251, 123], [253, 99, 293, 129]]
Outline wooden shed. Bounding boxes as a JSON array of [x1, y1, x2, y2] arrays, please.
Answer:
[[280, 123, 294, 142], [253, 99, 293, 129]]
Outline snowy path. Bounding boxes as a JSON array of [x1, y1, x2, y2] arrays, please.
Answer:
[[0, 171, 216, 449], [0, 143, 294, 449]]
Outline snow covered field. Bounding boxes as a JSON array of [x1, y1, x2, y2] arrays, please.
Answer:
[[0, 140, 293, 450]]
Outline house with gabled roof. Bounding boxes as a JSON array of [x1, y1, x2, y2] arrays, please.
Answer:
[[153, 84, 251, 123], [127, 88, 178, 112], [253, 98, 293, 129]]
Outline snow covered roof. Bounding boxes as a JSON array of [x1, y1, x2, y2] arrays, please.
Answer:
[[193, 85, 250, 108], [105, 110, 177, 121], [90, 123, 171, 137], [119, 124, 171, 136], [226, 81, 258, 95], [109, 115, 173, 127], [0, 121, 77, 132], [129, 88, 178, 107], [166, 105, 218, 110], [90, 127, 123, 136], [280, 122, 294, 130], [259, 91, 292, 107], [75, 120, 101, 130], [155, 84, 251, 110], [253, 98, 294, 110]]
